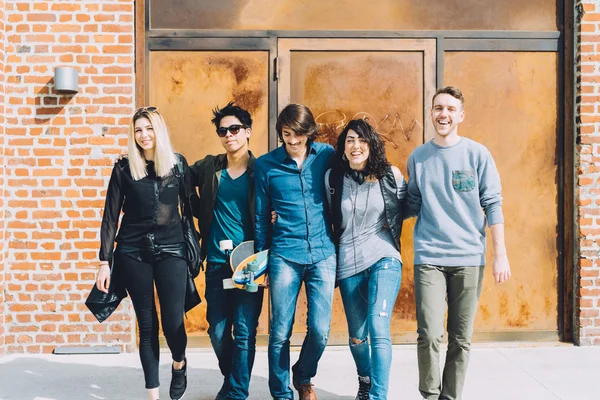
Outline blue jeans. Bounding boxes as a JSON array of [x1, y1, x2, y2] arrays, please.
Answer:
[[338, 257, 402, 400], [268, 254, 336, 399], [205, 262, 264, 400]]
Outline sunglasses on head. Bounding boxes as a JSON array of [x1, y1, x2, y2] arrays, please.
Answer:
[[216, 124, 247, 137], [134, 106, 159, 114]]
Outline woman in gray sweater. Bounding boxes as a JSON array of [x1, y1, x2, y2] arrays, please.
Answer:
[[325, 119, 406, 400]]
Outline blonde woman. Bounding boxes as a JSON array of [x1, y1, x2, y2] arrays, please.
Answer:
[[95, 107, 190, 400]]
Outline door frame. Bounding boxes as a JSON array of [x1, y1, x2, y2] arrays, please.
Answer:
[[138, 0, 575, 343], [276, 38, 437, 142]]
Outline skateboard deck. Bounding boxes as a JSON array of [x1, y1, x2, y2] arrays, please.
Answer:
[[229, 240, 255, 273], [229, 240, 268, 291], [232, 249, 269, 290]]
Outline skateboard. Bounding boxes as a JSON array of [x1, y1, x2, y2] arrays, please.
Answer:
[[220, 240, 268, 292]]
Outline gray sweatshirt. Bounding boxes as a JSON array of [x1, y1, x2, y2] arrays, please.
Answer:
[[406, 138, 503, 266]]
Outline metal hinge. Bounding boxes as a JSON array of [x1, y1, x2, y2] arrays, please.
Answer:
[[576, 3, 585, 23], [274, 57, 279, 81]]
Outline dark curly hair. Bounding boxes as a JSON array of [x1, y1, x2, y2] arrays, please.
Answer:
[[333, 119, 390, 180], [211, 101, 253, 129]]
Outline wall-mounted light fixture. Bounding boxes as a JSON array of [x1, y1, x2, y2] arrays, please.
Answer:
[[54, 66, 78, 93]]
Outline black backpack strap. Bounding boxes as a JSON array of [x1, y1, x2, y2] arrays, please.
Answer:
[[173, 154, 185, 210], [173, 154, 194, 220], [327, 168, 337, 217], [174, 154, 184, 178], [173, 153, 204, 274], [328, 167, 344, 244]]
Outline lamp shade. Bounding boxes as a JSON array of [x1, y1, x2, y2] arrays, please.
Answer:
[[54, 67, 78, 93]]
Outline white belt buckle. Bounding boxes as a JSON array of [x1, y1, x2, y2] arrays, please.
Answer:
[[219, 240, 233, 251]]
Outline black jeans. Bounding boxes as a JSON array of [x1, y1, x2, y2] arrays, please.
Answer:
[[116, 252, 188, 389]]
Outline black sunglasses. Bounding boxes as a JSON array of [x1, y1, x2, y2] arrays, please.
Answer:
[[216, 124, 247, 137]]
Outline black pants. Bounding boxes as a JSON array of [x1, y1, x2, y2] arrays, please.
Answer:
[[116, 252, 188, 389]]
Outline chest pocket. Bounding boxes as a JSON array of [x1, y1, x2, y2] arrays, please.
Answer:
[[452, 169, 475, 192]]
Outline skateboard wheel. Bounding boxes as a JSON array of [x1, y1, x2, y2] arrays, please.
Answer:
[[247, 260, 260, 272], [245, 282, 259, 292]]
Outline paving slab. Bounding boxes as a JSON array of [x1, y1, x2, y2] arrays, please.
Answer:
[[0, 343, 598, 400]]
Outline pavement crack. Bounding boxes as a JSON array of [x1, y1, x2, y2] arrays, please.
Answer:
[[496, 348, 562, 399]]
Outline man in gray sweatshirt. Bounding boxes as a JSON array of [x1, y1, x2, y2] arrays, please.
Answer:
[[406, 86, 511, 400]]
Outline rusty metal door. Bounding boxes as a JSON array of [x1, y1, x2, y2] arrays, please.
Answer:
[[148, 39, 560, 347], [277, 38, 437, 344], [149, 49, 272, 346], [444, 52, 559, 339]]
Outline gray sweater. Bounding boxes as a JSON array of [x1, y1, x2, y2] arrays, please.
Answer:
[[406, 138, 503, 266]]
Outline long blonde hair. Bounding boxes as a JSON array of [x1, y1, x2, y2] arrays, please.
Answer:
[[127, 108, 177, 180]]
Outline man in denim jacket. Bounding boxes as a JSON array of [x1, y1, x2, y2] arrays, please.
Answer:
[[254, 104, 336, 400]]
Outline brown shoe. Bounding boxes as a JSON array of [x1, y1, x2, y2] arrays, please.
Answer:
[[293, 381, 317, 400]]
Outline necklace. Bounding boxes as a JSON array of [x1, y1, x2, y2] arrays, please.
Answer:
[[348, 176, 378, 304], [349, 177, 371, 241]]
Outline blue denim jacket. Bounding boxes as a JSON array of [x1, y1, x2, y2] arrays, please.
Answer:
[[254, 141, 336, 264]]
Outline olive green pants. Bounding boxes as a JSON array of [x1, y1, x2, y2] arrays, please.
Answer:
[[414, 264, 484, 400]]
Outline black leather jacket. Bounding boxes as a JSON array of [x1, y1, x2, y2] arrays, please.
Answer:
[[189, 151, 256, 261], [327, 165, 403, 251]]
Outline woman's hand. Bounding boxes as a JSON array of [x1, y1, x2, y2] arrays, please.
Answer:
[[96, 261, 111, 293]]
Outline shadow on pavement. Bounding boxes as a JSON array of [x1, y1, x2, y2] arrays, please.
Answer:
[[0, 357, 354, 400]]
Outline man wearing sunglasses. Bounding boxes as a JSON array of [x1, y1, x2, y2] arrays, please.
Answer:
[[189, 102, 263, 400]]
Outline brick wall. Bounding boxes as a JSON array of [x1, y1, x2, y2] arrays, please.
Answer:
[[0, 0, 6, 357], [0, 0, 597, 354], [576, 0, 600, 346], [2, 0, 136, 353]]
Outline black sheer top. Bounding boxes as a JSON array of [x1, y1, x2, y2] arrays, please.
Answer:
[[99, 156, 190, 262]]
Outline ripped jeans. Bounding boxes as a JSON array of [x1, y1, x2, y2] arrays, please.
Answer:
[[338, 257, 402, 400]]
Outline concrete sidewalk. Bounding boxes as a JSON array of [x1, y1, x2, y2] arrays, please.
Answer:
[[0, 343, 598, 400]]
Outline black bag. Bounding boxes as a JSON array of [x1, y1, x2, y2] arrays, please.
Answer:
[[174, 154, 203, 278], [85, 260, 127, 323], [184, 270, 201, 312]]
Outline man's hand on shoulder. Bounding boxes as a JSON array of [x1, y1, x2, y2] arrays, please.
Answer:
[[391, 165, 403, 180], [492, 253, 511, 284], [113, 153, 128, 164]]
